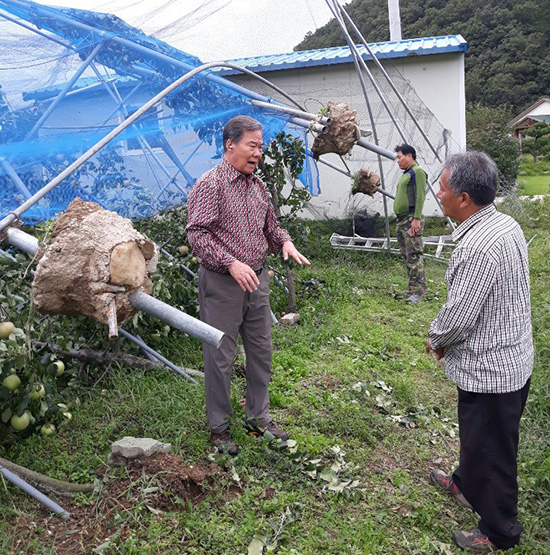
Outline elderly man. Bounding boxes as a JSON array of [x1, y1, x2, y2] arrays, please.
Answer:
[[186, 115, 310, 456], [426, 152, 533, 552], [393, 144, 427, 303]]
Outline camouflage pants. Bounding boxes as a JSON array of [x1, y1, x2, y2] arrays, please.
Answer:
[[396, 214, 426, 295]]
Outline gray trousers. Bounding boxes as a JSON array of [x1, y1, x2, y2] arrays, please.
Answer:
[[198, 266, 273, 434]]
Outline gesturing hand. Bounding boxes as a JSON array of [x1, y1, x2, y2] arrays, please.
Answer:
[[282, 241, 311, 266], [229, 260, 260, 293]]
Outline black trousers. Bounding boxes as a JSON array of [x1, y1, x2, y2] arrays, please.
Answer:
[[452, 378, 530, 549]]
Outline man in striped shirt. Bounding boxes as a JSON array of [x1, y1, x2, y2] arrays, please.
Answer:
[[187, 116, 309, 456], [426, 152, 533, 553]]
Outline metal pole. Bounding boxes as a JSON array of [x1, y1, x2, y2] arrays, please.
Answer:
[[0, 9, 73, 49], [118, 328, 200, 383], [26, 41, 105, 139], [4, 227, 39, 255], [0, 464, 69, 518], [251, 100, 331, 125], [129, 291, 222, 348], [332, 0, 455, 230], [1, 0, 306, 109], [327, 0, 393, 250], [1, 229, 223, 348], [1, 159, 32, 199], [0, 60, 333, 232], [159, 247, 196, 279], [291, 117, 327, 135], [0, 61, 216, 232], [337, 2, 444, 163], [315, 157, 395, 199]]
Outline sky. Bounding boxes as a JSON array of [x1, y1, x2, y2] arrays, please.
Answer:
[[39, 0, 339, 61]]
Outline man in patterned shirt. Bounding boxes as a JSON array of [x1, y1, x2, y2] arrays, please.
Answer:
[[426, 152, 533, 553], [186, 116, 310, 456]]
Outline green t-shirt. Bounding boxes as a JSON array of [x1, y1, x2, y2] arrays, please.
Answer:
[[393, 163, 427, 219]]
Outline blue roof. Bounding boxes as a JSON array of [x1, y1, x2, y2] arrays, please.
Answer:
[[217, 35, 466, 75]]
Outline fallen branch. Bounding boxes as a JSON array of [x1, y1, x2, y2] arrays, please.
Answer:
[[0, 456, 94, 497], [33, 341, 204, 377]]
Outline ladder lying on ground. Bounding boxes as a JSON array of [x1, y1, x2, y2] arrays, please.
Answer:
[[330, 233, 455, 262]]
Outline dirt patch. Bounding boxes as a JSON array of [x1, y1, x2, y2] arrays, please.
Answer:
[[8, 453, 241, 554]]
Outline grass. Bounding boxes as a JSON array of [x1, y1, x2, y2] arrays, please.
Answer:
[[517, 175, 550, 195], [1, 213, 549, 554]]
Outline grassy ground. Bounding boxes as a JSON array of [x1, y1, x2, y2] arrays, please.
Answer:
[[517, 175, 550, 195], [1, 214, 549, 554]]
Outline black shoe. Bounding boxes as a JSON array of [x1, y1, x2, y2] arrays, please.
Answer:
[[246, 420, 289, 441], [211, 429, 239, 456]]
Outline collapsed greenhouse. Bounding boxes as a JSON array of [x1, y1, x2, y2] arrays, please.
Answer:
[[0, 0, 329, 225]]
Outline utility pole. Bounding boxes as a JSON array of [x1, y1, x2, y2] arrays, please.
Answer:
[[388, 0, 402, 41]]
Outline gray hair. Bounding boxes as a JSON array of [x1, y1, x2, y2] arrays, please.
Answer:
[[443, 151, 498, 206], [223, 116, 262, 151]]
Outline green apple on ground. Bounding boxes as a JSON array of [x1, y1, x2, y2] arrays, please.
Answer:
[[10, 412, 30, 431], [40, 423, 56, 436], [52, 361, 65, 376], [0, 321, 15, 339], [2, 374, 21, 391]]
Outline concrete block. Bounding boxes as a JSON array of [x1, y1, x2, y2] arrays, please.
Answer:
[[111, 436, 172, 460], [280, 312, 300, 325]]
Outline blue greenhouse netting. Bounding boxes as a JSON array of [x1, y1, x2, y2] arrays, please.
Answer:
[[0, 0, 318, 223]]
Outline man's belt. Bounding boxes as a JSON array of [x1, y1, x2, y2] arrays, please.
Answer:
[[253, 267, 263, 276]]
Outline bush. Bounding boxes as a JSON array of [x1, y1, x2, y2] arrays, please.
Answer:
[[466, 103, 520, 191]]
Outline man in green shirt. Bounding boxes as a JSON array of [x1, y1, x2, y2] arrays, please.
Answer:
[[393, 144, 427, 302]]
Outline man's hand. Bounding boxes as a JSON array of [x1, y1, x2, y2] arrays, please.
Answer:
[[229, 260, 260, 293], [426, 339, 445, 361], [410, 218, 422, 236], [282, 241, 311, 266]]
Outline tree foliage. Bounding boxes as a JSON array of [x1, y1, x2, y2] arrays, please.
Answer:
[[466, 103, 520, 190], [523, 121, 550, 162], [295, 0, 550, 112]]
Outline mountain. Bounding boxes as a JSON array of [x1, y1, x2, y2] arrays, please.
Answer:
[[295, 0, 550, 111]]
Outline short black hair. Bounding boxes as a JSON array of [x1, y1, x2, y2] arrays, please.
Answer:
[[394, 144, 416, 159], [223, 116, 262, 151], [443, 151, 497, 206]]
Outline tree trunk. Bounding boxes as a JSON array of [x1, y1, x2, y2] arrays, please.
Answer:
[[268, 182, 297, 312], [0, 456, 94, 497], [33, 342, 203, 377]]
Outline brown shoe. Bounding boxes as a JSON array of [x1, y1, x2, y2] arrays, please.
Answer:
[[211, 429, 239, 456], [246, 420, 289, 441], [430, 469, 473, 510], [453, 528, 496, 552]]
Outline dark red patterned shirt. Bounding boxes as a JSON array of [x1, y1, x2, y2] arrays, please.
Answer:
[[186, 158, 291, 273]]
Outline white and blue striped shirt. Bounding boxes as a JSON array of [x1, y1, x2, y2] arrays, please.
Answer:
[[429, 204, 533, 393]]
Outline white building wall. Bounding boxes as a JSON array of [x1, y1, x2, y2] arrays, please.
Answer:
[[226, 51, 466, 219]]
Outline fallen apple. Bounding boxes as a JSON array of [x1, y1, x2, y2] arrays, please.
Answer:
[[40, 423, 56, 436], [178, 245, 189, 255], [52, 360, 65, 376]]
